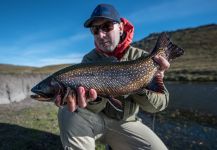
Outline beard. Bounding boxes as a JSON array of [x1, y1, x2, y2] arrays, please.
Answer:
[[98, 41, 115, 52], [96, 36, 120, 52]]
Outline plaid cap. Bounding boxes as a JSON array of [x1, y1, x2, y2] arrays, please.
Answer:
[[84, 4, 120, 28]]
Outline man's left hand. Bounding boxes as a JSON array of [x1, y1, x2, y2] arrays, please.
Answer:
[[154, 55, 170, 78]]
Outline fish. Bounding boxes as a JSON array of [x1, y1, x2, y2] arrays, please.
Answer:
[[31, 32, 184, 111]]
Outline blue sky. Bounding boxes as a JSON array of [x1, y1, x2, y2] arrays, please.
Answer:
[[0, 0, 216, 67]]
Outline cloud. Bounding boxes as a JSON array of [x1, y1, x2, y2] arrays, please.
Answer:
[[0, 31, 90, 56], [1, 52, 84, 67], [21, 32, 90, 56], [37, 53, 84, 66], [0, 30, 91, 66]]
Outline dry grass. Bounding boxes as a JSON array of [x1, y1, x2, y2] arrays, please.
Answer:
[[0, 99, 105, 150]]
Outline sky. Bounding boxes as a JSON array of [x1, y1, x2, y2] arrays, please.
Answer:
[[0, 0, 216, 67]]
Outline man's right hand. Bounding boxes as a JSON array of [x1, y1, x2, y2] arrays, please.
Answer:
[[54, 86, 97, 112]]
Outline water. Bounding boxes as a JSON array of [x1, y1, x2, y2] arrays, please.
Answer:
[[166, 82, 217, 115], [138, 82, 217, 149]]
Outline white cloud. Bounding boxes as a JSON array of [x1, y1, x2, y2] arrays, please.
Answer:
[[4, 52, 85, 67], [38, 53, 84, 66], [0, 31, 90, 56], [22, 32, 90, 56], [0, 30, 91, 66]]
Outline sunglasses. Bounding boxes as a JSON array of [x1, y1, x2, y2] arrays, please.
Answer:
[[90, 21, 118, 35]]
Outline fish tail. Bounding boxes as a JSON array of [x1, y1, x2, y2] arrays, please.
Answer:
[[152, 32, 184, 61]]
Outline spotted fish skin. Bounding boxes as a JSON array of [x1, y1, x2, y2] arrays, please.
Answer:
[[31, 33, 184, 101], [54, 55, 156, 97]]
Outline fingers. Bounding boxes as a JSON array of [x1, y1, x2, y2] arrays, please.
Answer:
[[154, 55, 170, 71], [88, 89, 97, 101], [77, 86, 87, 108], [155, 70, 164, 78], [54, 87, 77, 112], [76, 87, 98, 108], [54, 95, 62, 107], [67, 89, 77, 112], [55, 86, 98, 112], [154, 55, 170, 78]]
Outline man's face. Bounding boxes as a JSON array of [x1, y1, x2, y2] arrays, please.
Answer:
[[90, 19, 123, 52]]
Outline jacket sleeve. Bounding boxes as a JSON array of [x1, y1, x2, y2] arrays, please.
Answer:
[[86, 97, 108, 113], [130, 77, 169, 113]]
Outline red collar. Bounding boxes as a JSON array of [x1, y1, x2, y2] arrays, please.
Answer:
[[95, 18, 134, 60]]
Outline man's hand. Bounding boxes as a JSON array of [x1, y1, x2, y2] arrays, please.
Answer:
[[55, 86, 97, 112], [154, 55, 170, 78]]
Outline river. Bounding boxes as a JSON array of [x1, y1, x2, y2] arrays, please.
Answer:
[[166, 81, 217, 115]]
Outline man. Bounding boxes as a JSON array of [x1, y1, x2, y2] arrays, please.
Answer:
[[56, 4, 170, 150]]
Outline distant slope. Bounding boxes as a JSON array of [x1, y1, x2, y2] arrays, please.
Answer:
[[31, 64, 72, 74], [0, 64, 71, 74], [0, 64, 37, 74], [132, 24, 217, 81], [0, 24, 216, 81]]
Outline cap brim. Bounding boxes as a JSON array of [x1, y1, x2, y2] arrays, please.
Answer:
[[84, 16, 120, 28]]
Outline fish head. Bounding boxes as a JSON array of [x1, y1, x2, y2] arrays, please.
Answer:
[[31, 77, 63, 102]]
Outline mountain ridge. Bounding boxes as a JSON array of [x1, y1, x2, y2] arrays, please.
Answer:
[[132, 24, 217, 81]]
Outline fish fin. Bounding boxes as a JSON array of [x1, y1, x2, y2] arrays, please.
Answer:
[[151, 32, 184, 61], [59, 87, 77, 105], [106, 96, 123, 112], [61, 87, 71, 104]]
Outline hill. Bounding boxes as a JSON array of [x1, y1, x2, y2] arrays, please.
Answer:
[[132, 24, 217, 81], [0, 24, 217, 81], [0, 64, 71, 74], [0, 64, 37, 74]]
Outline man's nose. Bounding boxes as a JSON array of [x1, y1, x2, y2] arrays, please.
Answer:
[[97, 29, 106, 38]]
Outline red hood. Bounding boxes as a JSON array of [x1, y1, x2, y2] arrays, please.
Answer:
[[95, 18, 134, 60]]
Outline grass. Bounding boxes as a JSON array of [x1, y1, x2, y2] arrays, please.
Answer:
[[0, 99, 105, 150], [1, 99, 217, 149], [0, 100, 61, 150]]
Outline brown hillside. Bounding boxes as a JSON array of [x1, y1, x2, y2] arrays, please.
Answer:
[[132, 24, 217, 81]]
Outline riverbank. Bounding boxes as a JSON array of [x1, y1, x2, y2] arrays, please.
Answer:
[[0, 98, 217, 150], [166, 81, 217, 115], [140, 109, 217, 149]]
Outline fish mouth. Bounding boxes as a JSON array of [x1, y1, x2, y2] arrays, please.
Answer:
[[30, 91, 52, 101]]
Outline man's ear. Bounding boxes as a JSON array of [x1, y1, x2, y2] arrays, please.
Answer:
[[119, 22, 124, 35]]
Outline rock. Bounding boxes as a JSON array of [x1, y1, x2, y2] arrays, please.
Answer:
[[0, 73, 48, 104]]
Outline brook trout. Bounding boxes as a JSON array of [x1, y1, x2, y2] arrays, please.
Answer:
[[31, 33, 184, 110]]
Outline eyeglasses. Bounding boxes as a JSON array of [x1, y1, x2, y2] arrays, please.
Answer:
[[90, 21, 118, 35]]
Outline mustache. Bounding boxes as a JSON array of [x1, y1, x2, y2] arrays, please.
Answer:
[[98, 40, 111, 44]]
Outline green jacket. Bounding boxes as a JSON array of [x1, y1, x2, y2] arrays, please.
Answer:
[[82, 46, 169, 121]]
